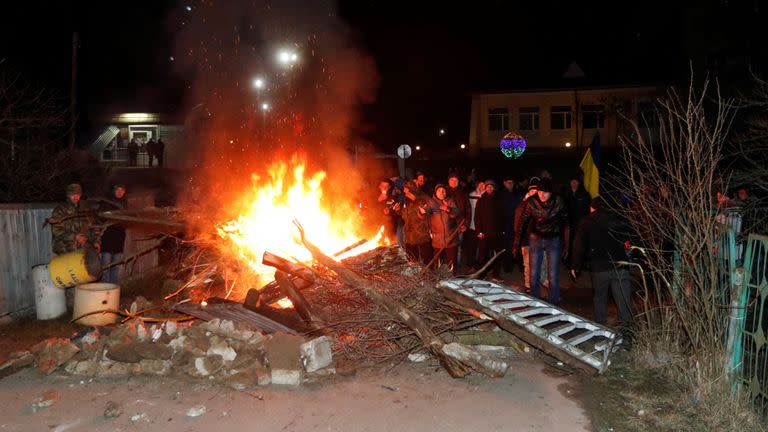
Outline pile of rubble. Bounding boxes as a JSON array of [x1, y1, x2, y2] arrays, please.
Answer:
[[4, 319, 336, 388]]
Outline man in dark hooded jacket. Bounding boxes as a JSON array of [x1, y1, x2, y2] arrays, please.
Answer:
[[513, 178, 568, 304], [499, 176, 523, 272], [570, 196, 633, 326], [475, 179, 504, 278]]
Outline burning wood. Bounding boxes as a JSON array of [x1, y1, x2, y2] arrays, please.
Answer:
[[273, 271, 330, 335], [261, 251, 316, 283]]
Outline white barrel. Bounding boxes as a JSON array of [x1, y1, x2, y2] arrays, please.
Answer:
[[32, 264, 67, 320], [72, 283, 120, 326]]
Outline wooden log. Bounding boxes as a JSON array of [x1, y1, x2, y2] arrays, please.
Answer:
[[332, 239, 368, 257], [294, 221, 507, 378], [262, 251, 316, 282], [244, 277, 314, 308], [273, 270, 331, 335]]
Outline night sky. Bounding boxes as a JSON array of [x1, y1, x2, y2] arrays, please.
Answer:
[[1, 0, 765, 151]]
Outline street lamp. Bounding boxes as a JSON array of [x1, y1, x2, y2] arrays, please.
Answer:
[[415, 145, 421, 151], [460, 143, 466, 149], [565, 142, 572, 148], [439, 128, 446, 136], [261, 103, 270, 111], [277, 49, 298, 66], [253, 78, 264, 89]]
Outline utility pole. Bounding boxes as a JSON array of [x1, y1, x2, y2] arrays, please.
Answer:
[[68, 31, 78, 152]]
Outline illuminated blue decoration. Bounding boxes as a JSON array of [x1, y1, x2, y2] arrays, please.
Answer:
[[499, 132, 526, 159]]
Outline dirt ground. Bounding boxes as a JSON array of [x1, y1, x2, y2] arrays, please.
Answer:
[[0, 358, 589, 432], [0, 265, 642, 432]]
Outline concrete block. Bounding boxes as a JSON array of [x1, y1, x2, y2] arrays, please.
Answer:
[[300, 336, 333, 373], [270, 368, 302, 386]]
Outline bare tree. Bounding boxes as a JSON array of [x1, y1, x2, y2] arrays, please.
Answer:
[[611, 75, 738, 395], [0, 66, 99, 202]]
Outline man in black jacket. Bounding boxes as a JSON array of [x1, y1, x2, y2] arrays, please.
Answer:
[[475, 179, 504, 278], [570, 197, 633, 325], [513, 178, 568, 304]]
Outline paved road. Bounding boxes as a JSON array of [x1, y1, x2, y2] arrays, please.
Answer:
[[0, 359, 589, 432]]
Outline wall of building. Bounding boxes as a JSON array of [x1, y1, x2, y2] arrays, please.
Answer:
[[468, 86, 664, 155]]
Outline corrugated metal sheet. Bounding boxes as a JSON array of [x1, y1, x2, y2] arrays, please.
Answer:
[[173, 302, 298, 334], [90, 125, 121, 158], [0, 203, 55, 317]]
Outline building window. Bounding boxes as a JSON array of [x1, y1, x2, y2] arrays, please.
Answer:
[[550, 106, 572, 129], [636, 101, 660, 128], [488, 108, 509, 132], [582, 105, 605, 129], [519, 107, 540, 131]]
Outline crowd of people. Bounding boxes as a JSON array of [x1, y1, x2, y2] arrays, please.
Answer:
[[126, 137, 165, 167], [370, 169, 635, 327]]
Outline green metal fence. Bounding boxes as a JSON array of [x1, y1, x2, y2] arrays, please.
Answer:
[[732, 233, 768, 418]]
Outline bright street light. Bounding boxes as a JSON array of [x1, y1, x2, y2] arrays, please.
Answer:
[[277, 49, 298, 66], [253, 78, 264, 89], [415, 145, 421, 151], [460, 143, 466, 149], [439, 128, 446, 136], [261, 103, 270, 111], [565, 142, 572, 148]]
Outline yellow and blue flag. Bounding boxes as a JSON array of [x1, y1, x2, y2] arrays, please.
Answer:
[[579, 132, 601, 198]]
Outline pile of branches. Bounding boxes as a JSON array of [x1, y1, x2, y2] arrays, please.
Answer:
[[158, 221, 514, 378], [290, 245, 486, 367]]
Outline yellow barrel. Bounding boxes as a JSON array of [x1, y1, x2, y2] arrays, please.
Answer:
[[49, 249, 102, 289]]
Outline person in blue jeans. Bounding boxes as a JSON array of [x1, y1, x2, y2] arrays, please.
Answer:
[[512, 178, 568, 304], [98, 184, 128, 284]]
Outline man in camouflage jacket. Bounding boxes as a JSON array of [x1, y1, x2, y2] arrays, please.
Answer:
[[51, 183, 92, 255]]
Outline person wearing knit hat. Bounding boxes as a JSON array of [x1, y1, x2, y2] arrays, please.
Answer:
[[66, 183, 83, 197], [528, 176, 541, 191], [513, 175, 569, 304], [51, 183, 90, 255]]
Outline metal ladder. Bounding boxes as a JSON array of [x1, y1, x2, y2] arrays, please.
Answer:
[[438, 278, 623, 374]]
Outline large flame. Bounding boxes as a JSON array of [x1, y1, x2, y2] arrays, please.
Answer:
[[216, 156, 384, 287]]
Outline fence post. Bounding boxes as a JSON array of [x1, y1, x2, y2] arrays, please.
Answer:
[[724, 267, 746, 392]]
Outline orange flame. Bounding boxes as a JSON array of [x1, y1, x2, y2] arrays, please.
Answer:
[[216, 155, 384, 288]]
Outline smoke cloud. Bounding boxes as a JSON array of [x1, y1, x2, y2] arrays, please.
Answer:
[[170, 0, 382, 219]]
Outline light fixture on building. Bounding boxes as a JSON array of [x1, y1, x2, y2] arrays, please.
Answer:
[[439, 128, 446, 136], [415, 145, 421, 151], [261, 103, 270, 111], [565, 142, 572, 148], [253, 78, 264, 89], [114, 113, 159, 123], [460, 143, 466, 149]]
